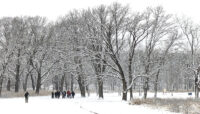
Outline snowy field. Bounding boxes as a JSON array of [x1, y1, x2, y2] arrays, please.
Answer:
[[0, 92, 192, 114]]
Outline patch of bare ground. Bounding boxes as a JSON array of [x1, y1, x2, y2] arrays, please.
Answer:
[[130, 98, 200, 114]]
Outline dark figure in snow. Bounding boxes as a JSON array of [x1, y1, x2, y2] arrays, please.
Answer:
[[67, 90, 71, 98], [55, 91, 57, 98], [51, 91, 55, 98], [71, 91, 75, 98], [62, 91, 66, 98], [24, 91, 29, 103], [57, 91, 60, 99]]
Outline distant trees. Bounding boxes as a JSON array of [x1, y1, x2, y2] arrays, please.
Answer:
[[0, 2, 200, 101]]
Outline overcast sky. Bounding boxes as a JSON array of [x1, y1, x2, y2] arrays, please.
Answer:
[[0, 0, 200, 22]]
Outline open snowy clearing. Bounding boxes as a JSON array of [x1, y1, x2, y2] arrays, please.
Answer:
[[0, 92, 183, 114]]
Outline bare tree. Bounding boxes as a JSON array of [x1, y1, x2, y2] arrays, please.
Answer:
[[178, 18, 200, 98], [98, 3, 130, 100], [0, 18, 13, 96], [141, 6, 174, 99], [126, 12, 150, 100]]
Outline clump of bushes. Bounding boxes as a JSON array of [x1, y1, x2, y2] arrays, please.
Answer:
[[130, 98, 200, 114]]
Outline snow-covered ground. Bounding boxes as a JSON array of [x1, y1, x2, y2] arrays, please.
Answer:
[[0, 92, 185, 114]]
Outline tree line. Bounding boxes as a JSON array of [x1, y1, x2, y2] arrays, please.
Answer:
[[0, 3, 200, 101]]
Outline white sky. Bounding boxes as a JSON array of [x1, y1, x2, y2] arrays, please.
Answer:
[[0, 0, 200, 22]]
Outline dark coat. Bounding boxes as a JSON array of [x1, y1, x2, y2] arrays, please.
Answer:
[[24, 92, 29, 98]]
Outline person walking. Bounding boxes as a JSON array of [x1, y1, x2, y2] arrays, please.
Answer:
[[24, 91, 29, 103], [57, 90, 60, 99], [51, 91, 55, 98], [62, 91, 66, 98], [71, 91, 75, 98], [67, 90, 71, 98]]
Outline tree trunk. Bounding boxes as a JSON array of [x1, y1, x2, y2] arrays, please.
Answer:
[[23, 74, 29, 91], [128, 58, 133, 100], [64, 76, 68, 90], [77, 74, 85, 97], [0, 77, 3, 97], [154, 69, 160, 98], [15, 64, 20, 92], [144, 77, 149, 99], [122, 78, 127, 100], [195, 77, 199, 98], [7, 78, 11, 91], [35, 72, 41, 94], [86, 85, 90, 97], [70, 74, 74, 91], [30, 74, 35, 90], [116, 60, 127, 101], [98, 79, 103, 98], [15, 49, 21, 93], [60, 74, 65, 91]]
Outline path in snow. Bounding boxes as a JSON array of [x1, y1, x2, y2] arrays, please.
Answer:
[[0, 93, 180, 114]]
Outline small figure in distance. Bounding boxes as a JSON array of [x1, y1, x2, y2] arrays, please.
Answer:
[[71, 91, 75, 98], [57, 90, 60, 99], [67, 90, 71, 98], [51, 91, 55, 99], [62, 91, 66, 98], [24, 91, 29, 103], [55, 91, 58, 98]]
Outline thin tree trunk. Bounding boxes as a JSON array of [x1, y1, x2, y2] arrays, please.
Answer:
[[60, 74, 65, 91], [23, 74, 29, 91], [7, 78, 11, 91], [70, 74, 74, 91], [128, 58, 133, 100], [64, 76, 68, 90], [15, 49, 21, 93], [154, 69, 160, 98], [195, 77, 199, 98], [30, 74, 35, 90], [144, 77, 149, 99], [86, 85, 90, 97], [0, 77, 3, 96]]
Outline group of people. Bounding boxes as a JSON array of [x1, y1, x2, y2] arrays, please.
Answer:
[[23, 90, 76, 103], [51, 90, 75, 99]]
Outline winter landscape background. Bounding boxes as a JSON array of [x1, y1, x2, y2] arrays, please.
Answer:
[[1, 0, 200, 114]]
